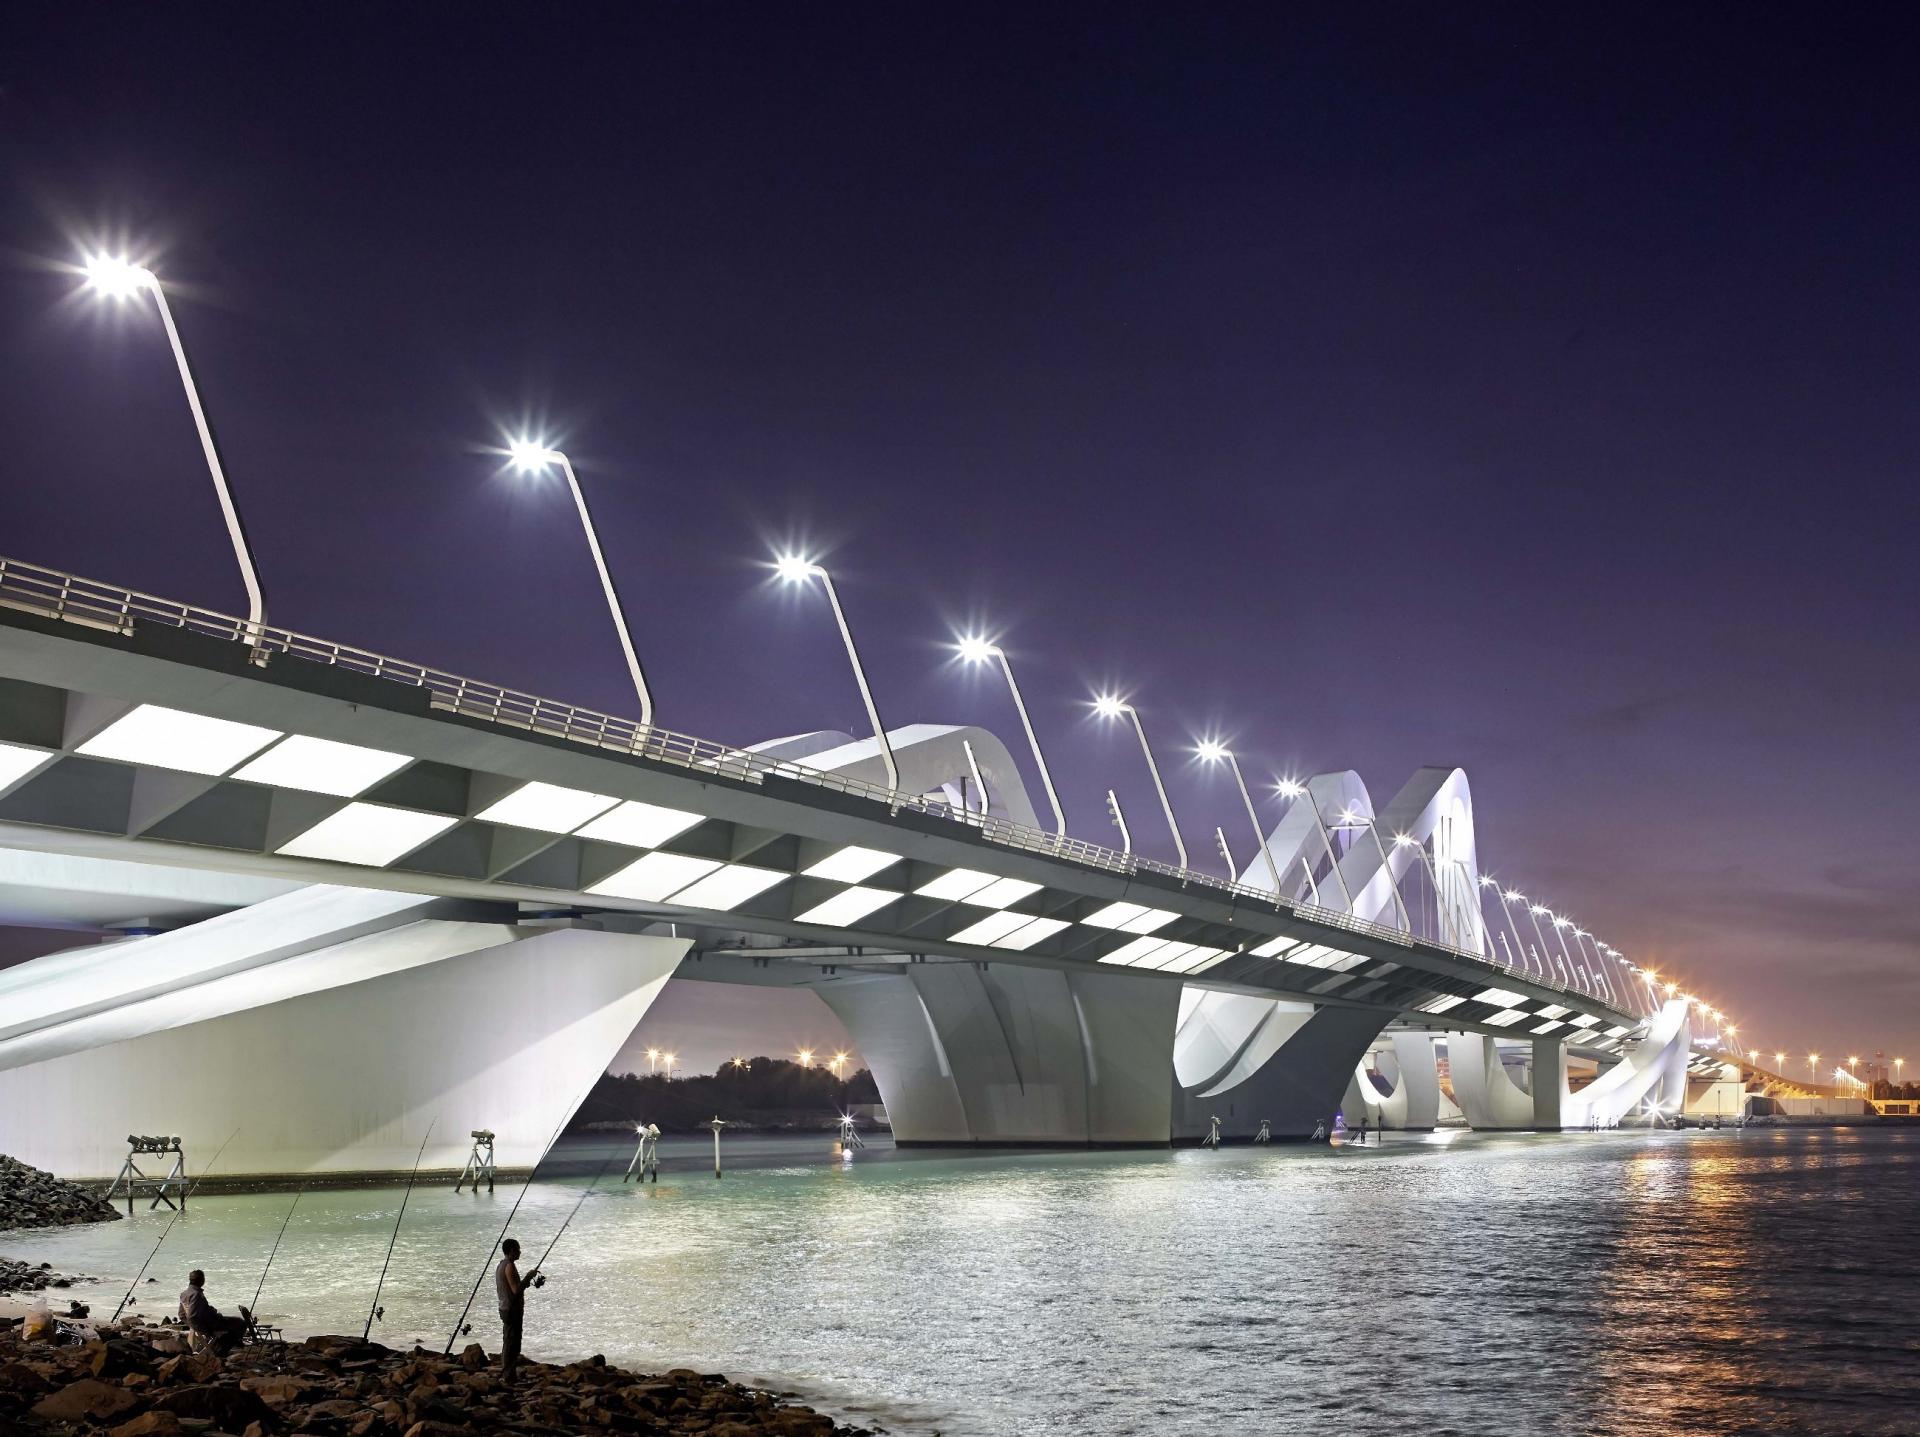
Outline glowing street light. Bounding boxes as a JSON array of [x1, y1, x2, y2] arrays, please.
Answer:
[[958, 637, 1064, 837], [1092, 694, 1188, 869], [1898, 1058, 1906, 1083], [1808, 1052, 1820, 1084], [729, 1056, 751, 1072], [662, 1051, 679, 1079], [79, 253, 265, 636], [828, 1050, 850, 1077], [506, 439, 655, 728], [645, 1046, 661, 1075], [776, 556, 898, 792], [1196, 741, 1283, 896], [796, 1048, 815, 1069]]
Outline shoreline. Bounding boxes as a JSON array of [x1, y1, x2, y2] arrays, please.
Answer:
[[1, 1306, 881, 1436]]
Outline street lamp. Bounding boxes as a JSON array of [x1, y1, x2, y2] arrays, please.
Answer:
[[79, 254, 265, 637], [645, 1046, 661, 1075], [796, 1048, 815, 1069], [1092, 695, 1188, 869], [1808, 1053, 1819, 1084], [958, 637, 1065, 837], [507, 440, 655, 728], [828, 1051, 850, 1078], [1196, 741, 1283, 896], [776, 556, 899, 792]]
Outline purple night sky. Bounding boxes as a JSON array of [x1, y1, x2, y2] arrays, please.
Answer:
[[2, 8, 1914, 1075]]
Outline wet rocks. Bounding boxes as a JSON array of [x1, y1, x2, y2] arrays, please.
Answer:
[[0, 1257, 94, 1296], [0, 1155, 121, 1231], [0, 1317, 876, 1435]]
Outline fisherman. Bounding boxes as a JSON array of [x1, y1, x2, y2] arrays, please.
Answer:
[[495, 1238, 543, 1382], [178, 1269, 250, 1356]]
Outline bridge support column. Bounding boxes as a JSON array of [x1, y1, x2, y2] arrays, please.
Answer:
[[1391, 1032, 1442, 1130], [1531, 1037, 1567, 1131], [1176, 1003, 1388, 1142], [814, 962, 1180, 1146], [0, 916, 687, 1179], [1446, 1033, 1537, 1130]]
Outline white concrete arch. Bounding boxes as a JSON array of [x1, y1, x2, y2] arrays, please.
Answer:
[[749, 723, 1043, 829]]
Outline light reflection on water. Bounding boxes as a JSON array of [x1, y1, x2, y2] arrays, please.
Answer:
[[8, 1127, 1917, 1435]]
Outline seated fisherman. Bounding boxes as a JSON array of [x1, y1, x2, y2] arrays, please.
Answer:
[[178, 1269, 251, 1355]]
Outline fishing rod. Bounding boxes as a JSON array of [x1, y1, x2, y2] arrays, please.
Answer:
[[108, 1129, 239, 1324], [362, 1118, 436, 1342], [443, 1089, 591, 1353], [247, 1181, 307, 1323]]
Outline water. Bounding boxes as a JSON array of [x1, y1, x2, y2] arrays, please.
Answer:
[[9, 1127, 1917, 1434]]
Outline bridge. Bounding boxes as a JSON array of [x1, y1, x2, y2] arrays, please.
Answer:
[[0, 556, 1706, 1180]]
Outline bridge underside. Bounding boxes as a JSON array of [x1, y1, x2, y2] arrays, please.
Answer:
[[0, 868, 1692, 1178]]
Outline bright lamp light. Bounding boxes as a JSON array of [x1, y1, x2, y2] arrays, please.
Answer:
[[83, 254, 153, 298], [1275, 778, 1305, 798], [774, 554, 818, 582], [956, 636, 997, 664], [1092, 694, 1126, 718], [507, 438, 562, 472], [1196, 740, 1228, 762]]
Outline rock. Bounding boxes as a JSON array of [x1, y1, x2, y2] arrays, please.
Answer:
[[111, 1412, 187, 1437], [242, 1372, 317, 1405], [0, 1152, 122, 1230], [153, 1381, 275, 1429], [402, 1422, 472, 1437], [458, 1342, 487, 1370], [31, 1376, 142, 1421]]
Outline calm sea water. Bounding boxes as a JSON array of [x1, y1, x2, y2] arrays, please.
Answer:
[[8, 1127, 1916, 1435]]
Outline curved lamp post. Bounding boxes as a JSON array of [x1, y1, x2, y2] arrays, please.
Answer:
[[81, 255, 265, 637], [958, 636, 1064, 837], [1093, 695, 1187, 869], [1197, 740, 1282, 895], [507, 440, 654, 729], [776, 555, 899, 793]]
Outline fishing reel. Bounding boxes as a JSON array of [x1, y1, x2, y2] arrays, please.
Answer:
[[459, 1323, 472, 1337], [372, 1305, 384, 1323], [531, 1273, 546, 1289]]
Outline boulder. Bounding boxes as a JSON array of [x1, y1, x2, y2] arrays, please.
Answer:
[[110, 1412, 187, 1437], [152, 1381, 275, 1429], [31, 1376, 142, 1421]]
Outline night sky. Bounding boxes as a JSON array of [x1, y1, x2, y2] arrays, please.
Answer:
[[2, 7, 1915, 1074]]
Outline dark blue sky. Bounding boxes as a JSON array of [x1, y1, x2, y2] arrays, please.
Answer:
[[3, 6, 1915, 1069]]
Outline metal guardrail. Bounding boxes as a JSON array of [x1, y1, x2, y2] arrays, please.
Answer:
[[0, 555, 1596, 1004]]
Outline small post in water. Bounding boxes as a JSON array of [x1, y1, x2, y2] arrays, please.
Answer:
[[708, 1116, 727, 1179]]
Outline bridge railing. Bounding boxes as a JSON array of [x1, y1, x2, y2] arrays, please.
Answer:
[[0, 555, 1579, 1002]]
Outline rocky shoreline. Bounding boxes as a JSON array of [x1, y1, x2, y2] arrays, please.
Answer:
[[0, 1156, 122, 1232], [1, 1318, 878, 1435], [0, 1259, 91, 1300]]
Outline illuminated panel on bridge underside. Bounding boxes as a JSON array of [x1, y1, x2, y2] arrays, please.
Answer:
[[795, 886, 901, 927], [669, 863, 787, 912], [77, 703, 282, 777], [1249, 935, 1298, 958], [802, 846, 902, 883], [1473, 987, 1527, 1008], [1096, 936, 1174, 966], [474, 781, 620, 834], [947, 910, 1039, 946], [1485, 1009, 1529, 1027], [1534, 1004, 1571, 1020], [574, 800, 705, 849], [231, 735, 412, 797], [277, 802, 458, 866], [915, 868, 998, 902], [1082, 901, 1179, 934], [588, 851, 721, 901], [1531, 1020, 1565, 1034], [1418, 994, 1466, 1014], [961, 877, 1043, 909], [0, 742, 54, 790], [991, 916, 1070, 951]]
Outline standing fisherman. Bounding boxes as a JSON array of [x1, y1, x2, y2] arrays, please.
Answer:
[[494, 1238, 543, 1382]]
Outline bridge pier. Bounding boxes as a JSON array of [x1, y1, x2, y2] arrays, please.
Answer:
[[0, 889, 687, 1179], [1175, 1002, 1388, 1142], [1445, 1032, 1537, 1130], [812, 962, 1180, 1146]]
